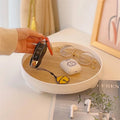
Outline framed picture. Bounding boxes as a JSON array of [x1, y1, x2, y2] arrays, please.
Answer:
[[91, 0, 120, 58]]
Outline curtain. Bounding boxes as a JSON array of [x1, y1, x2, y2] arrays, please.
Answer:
[[20, 0, 55, 36], [0, 0, 20, 28], [0, 0, 9, 28]]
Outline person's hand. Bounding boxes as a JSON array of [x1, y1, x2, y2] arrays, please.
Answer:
[[15, 28, 45, 54]]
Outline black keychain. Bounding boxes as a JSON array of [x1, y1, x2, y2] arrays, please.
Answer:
[[30, 37, 53, 68], [30, 40, 47, 68]]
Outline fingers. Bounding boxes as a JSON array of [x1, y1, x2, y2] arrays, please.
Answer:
[[25, 38, 38, 54], [27, 43, 36, 49], [29, 30, 45, 39], [25, 43, 36, 54], [26, 48, 34, 54], [27, 37, 43, 44]]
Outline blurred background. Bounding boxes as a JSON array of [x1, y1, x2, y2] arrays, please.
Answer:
[[0, 0, 97, 35]]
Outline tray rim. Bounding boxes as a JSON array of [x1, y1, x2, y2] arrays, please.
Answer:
[[21, 42, 103, 86]]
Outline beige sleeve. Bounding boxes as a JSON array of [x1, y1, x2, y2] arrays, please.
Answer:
[[0, 28, 18, 55]]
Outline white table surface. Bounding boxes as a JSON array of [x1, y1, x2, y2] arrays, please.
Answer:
[[0, 28, 120, 120], [0, 53, 55, 120]]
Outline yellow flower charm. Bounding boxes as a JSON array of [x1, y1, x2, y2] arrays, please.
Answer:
[[56, 76, 70, 84]]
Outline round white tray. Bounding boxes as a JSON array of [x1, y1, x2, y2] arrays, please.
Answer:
[[21, 42, 103, 94]]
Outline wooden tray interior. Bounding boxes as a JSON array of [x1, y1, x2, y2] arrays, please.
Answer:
[[22, 42, 101, 84]]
